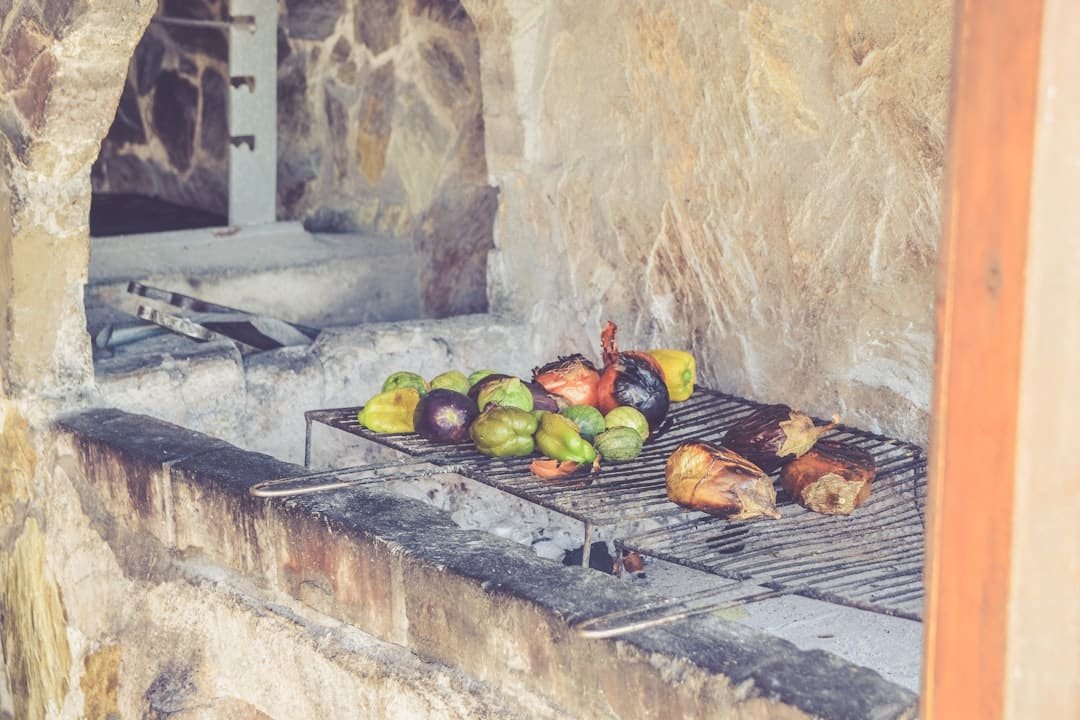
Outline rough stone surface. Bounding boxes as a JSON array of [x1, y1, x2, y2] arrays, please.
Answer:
[[92, 5, 230, 218], [461, 0, 952, 443], [0, 0, 154, 398], [355, 0, 402, 56], [277, 0, 495, 317], [91, 0, 495, 318], [284, 0, 345, 41], [151, 71, 198, 173]]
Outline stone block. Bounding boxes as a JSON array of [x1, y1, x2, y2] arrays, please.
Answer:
[[355, 0, 402, 56], [104, 81, 146, 146], [284, 0, 345, 42], [80, 644, 120, 720], [12, 50, 56, 133], [1, 17, 49, 88], [151, 71, 198, 173]]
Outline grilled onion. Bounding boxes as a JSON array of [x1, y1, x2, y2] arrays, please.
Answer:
[[532, 354, 601, 407], [596, 321, 669, 430], [665, 442, 780, 520]]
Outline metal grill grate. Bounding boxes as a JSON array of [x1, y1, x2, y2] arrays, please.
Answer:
[[305, 387, 927, 620]]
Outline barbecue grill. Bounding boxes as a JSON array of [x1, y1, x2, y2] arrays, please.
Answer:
[[255, 387, 927, 636]]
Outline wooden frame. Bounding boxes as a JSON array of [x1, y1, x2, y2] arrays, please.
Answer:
[[922, 1, 1045, 718]]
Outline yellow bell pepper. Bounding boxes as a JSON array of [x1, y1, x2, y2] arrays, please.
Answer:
[[358, 388, 421, 433], [645, 349, 696, 402]]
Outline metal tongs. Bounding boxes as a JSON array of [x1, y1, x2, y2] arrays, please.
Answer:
[[95, 281, 321, 353]]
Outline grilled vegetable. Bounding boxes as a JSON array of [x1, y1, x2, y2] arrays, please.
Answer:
[[593, 427, 643, 462], [780, 440, 876, 515], [413, 389, 478, 443], [470, 405, 538, 457], [525, 380, 562, 413], [529, 458, 585, 479], [665, 442, 780, 520], [468, 369, 497, 387], [532, 354, 601, 407], [476, 377, 534, 413], [645, 349, 696, 402], [382, 371, 428, 396], [535, 412, 597, 465], [467, 373, 513, 402], [596, 322, 670, 430], [559, 405, 605, 441], [358, 388, 422, 434], [721, 404, 837, 474], [603, 406, 649, 441], [429, 370, 470, 395]]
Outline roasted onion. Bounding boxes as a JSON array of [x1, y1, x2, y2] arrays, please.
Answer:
[[532, 354, 601, 407], [596, 321, 669, 430]]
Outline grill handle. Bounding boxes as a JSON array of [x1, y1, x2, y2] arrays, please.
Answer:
[[573, 585, 795, 640], [249, 461, 463, 498]]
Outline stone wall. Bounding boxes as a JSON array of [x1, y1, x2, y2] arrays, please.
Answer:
[[1, 0, 156, 400], [91, 0, 231, 217], [464, 0, 951, 443], [278, 0, 495, 316], [92, 0, 496, 317]]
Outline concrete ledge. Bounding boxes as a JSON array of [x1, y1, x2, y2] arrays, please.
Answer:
[[96, 313, 538, 464], [56, 408, 918, 720]]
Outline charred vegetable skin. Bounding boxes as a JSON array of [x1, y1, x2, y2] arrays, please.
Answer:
[[413, 389, 478, 443], [532, 354, 601, 407], [596, 322, 670, 430], [469, 405, 538, 457], [358, 388, 421, 433], [780, 440, 876, 515], [665, 442, 780, 520], [721, 404, 837, 474]]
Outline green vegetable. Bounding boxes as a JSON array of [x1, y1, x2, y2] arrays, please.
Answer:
[[559, 405, 605, 441], [468, 369, 497, 387], [604, 406, 649, 441], [430, 370, 470, 395], [535, 412, 597, 465], [382, 371, 429, 396], [476, 377, 534, 413], [358, 388, 421, 433], [594, 427, 644, 462], [469, 405, 538, 457]]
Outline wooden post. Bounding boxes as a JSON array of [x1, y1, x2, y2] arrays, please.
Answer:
[[922, 1, 1045, 718]]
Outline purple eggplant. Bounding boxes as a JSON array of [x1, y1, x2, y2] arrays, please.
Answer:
[[413, 389, 479, 444], [525, 380, 562, 413], [720, 404, 837, 474]]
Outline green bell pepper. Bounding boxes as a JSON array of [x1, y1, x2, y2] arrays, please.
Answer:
[[476, 377, 534, 412], [382, 371, 429, 396], [430, 369, 470, 395], [469, 406, 538, 457], [535, 412, 597, 465], [358, 388, 421, 433]]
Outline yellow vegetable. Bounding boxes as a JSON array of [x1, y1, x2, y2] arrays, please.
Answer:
[[357, 388, 421, 433], [645, 349, 696, 402]]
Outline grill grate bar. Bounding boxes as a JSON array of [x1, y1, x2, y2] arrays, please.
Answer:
[[306, 388, 928, 620]]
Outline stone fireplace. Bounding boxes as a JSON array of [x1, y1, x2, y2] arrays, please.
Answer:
[[11, 1, 1077, 719]]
